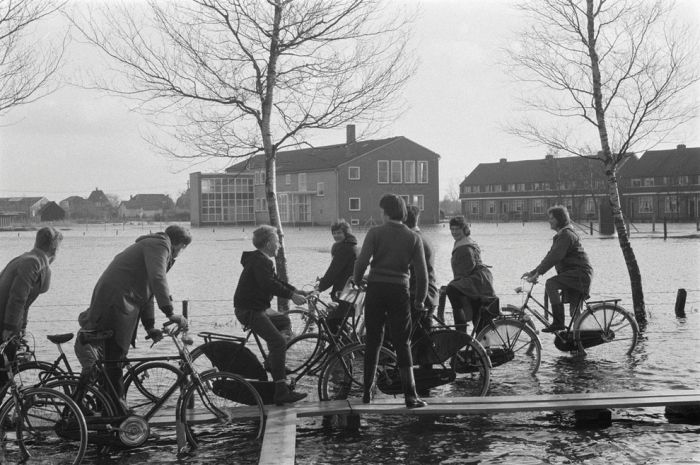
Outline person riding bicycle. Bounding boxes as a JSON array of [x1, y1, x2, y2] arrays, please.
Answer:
[[233, 225, 308, 406], [74, 225, 191, 410], [315, 219, 359, 334], [522, 205, 593, 333], [0, 227, 63, 400]]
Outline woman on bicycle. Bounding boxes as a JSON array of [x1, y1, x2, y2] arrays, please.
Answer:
[[353, 194, 428, 408], [315, 219, 359, 333], [522, 205, 592, 332], [233, 225, 309, 406], [446, 216, 496, 334]]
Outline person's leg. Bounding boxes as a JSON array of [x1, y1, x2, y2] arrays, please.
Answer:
[[103, 338, 128, 412], [0, 340, 17, 405], [266, 308, 293, 341], [362, 283, 387, 403], [544, 278, 566, 331], [446, 284, 468, 333]]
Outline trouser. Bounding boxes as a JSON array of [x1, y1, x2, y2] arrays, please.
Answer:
[[235, 308, 290, 382], [445, 284, 478, 333], [0, 340, 18, 404], [363, 282, 413, 389], [545, 272, 589, 328]]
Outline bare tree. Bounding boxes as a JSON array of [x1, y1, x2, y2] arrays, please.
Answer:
[[0, 0, 67, 115], [506, 0, 700, 325], [70, 0, 414, 297]]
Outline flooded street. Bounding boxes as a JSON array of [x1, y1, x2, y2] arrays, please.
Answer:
[[1, 222, 698, 463]]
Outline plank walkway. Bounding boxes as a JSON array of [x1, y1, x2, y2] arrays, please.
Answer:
[[259, 390, 700, 465]]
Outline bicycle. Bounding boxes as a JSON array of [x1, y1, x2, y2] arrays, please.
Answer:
[[65, 323, 264, 453], [475, 279, 639, 379], [0, 336, 88, 465]]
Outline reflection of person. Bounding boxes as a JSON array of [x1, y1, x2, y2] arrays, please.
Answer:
[[446, 217, 496, 334], [403, 206, 438, 367], [75, 225, 191, 408], [0, 227, 63, 393], [522, 205, 592, 332], [316, 219, 359, 333], [353, 194, 428, 408], [234, 225, 308, 406]]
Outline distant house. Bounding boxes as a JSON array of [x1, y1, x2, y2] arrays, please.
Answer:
[[189, 125, 441, 227], [174, 189, 190, 220], [60, 188, 114, 220], [120, 194, 175, 220], [0, 197, 49, 224], [39, 202, 65, 222]]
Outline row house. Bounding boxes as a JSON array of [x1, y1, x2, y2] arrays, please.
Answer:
[[60, 188, 114, 220], [120, 194, 175, 220], [459, 145, 699, 222], [0, 197, 48, 226], [189, 125, 441, 227]]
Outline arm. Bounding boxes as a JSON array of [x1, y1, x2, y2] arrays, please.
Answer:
[[3, 258, 42, 334], [252, 257, 296, 299], [317, 244, 351, 292], [534, 232, 573, 275], [353, 230, 374, 284], [411, 238, 428, 308], [143, 239, 172, 310]]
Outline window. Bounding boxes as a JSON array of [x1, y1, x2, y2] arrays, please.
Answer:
[[349, 166, 360, 180], [487, 201, 495, 214], [533, 199, 544, 214], [350, 219, 360, 226], [516, 183, 525, 192], [298, 173, 307, 191], [391, 160, 403, 183], [471, 185, 481, 193], [404, 161, 416, 183], [349, 198, 361, 211], [665, 196, 678, 213], [400, 194, 409, 205], [493, 184, 502, 192], [639, 196, 653, 213], [679, 176, 689, 185], [285, 174, 292, 185], [417, 161, 428, 183], [507, 184, 516, 192], [317, 182, 325, 196], [644, 178, 654, 187], [584, 198, 595, 215], [377, 161, 389, 183], [416, 195, 424, 211], [469, 201, 480, 215], [255, 198, 267, 212], [631, 178, 642, 187]]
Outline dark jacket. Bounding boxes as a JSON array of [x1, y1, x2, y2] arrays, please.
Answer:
[[449, 237, 495, 299], [78, 233, 174, 351], [535, 225, 592, 276], [317, 233, 359, 300], [233, 250, 296, 311], [0, 248, 52, 334], [409, 230, 439, 308]]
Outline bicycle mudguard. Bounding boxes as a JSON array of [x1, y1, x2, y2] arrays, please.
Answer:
[[376, 367, 455, 394], [415, 329, 471, 365], [198, 341, 268, 381], [212, 378, 272, 406]]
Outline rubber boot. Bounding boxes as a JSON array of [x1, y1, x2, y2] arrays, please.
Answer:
[[362, 364, 375, 404], [400, 367, 427, 409], [273, 381, 307, 406], [542, 303, 566, 332]]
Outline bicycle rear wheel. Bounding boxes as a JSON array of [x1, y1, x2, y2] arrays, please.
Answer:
[[476, 318, 542, 378], [318, 342, 399, 402], [447, 337, 491, 397], [14, 360, 66, 388], [44, 378, 117, 418], [0, 387, 88, 465], [574, 303, 639, 360], [178, 370, 264, 450], [123, 361, 183, 414], [286, 333, 327, 375]]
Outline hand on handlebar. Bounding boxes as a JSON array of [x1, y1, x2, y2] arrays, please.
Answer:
[[291, 292, 307, 306], [168, 314, 189, 330], [521, 271, 538, 283], [146, 327, 164, 343]]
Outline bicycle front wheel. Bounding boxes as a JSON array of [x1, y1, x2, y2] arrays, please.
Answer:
[[14, 360, 66, 388], [0, 387, 88, 465], [178, 370, 264, 450], [124, 361, 183, 414], [476, 318, 542, 378], [574, 303, 639, 360], [448, 337, 491, 397], [286, 308, 319, 336], [286, 333, 327, 375]]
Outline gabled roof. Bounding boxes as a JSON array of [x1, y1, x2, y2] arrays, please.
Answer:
[[61, 195, 85, 203], [122, 194, 172, 210], [226, 136, 420, 174], [618, 145, 700, 177], [0, 197, 46, 213], [461, 156, 607, 186]]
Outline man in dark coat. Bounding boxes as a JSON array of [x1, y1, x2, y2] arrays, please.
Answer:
[[523, 205, 593, 332], [75, 225, 191, 407], [0, 227, 63, 393]]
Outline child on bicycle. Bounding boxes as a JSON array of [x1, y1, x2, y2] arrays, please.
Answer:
[[233, 225, 308, 406], [522, 205, 593, 332]]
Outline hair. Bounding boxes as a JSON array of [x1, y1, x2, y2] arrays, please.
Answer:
[[34, 227, 63, 254], [331, 219, 351, 236], [547, 205, 570, 229], [449, 216, 471, 236], [165, 225, 192, 246], [252, 225, 277, 249], [403, 205, 421, 229], [379, 194, 407, 221]]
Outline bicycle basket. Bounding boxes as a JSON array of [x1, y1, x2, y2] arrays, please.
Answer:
[[199, 341, 268, 381]]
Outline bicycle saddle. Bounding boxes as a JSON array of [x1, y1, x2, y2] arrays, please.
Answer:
[[47, 333, 74, 344]]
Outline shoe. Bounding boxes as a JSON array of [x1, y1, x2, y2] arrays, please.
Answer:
[[362, 390, 371, 404], [263, 360, 293, 375], [542, 325, 565, 333], [273, 383, 307, 406], [404, 395, 428, 409]]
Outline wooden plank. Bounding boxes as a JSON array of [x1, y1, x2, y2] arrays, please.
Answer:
[[267, 400, 352, 417], [259, 408, 297, 465]]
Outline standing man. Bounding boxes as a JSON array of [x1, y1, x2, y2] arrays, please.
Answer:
[[522, 205, 593, 332], [0, 227, 63, 390], [75, 225, 190, 408]]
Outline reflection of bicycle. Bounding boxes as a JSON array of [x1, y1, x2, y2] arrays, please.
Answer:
[[475, 280, 639, 378], [0, 336, 88, 464]]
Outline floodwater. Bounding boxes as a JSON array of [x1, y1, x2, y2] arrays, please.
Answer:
[[1, 221, 698, 464]]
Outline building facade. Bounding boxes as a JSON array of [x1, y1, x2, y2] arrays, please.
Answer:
[[189, 125, 441, 227], [458, 145, 699, 222], [0, 197, 49, 225]]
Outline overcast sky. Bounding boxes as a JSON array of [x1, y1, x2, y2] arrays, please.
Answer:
[[1, 0, 699, 203]]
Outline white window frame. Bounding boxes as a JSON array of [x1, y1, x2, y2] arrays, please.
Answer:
[[631, 178, 642, 187], [349, 197, 361, 211], [584, 198, 595, 215], [487, 201, 495, 214], [679, 175, 689, 185], [643, 177, 654, 187], [316, 182, 325, 196], [285, 174, 292, 185], [639, 196, 653, 213], [377, 161, 389, 184], [404, 161, 416, 184], [350, 219, 360, 226], [665, 196, 678, 213], [400, 194, 409, 206], [533, 199, 544, 214], [416, 194, 424, 211], [348, 166, 360, 180], [417, 161, 428, 184], [470, 201, 480, 215], [298, 173, 307, 191], [390, 160, 403, 183]]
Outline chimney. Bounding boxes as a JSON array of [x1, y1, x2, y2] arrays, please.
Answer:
[[346, 124, 356, 144], [499, 158, 507, 164], [677, 144, 686, 150], [545, 154, 554, 160]]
